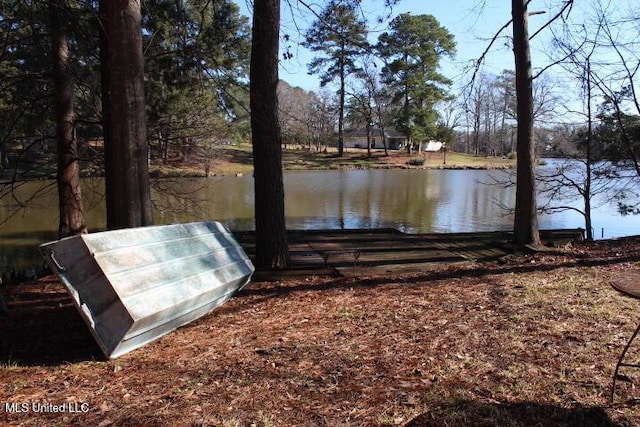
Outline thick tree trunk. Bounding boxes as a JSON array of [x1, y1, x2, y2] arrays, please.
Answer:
[[100, 0, 153, 229], [512, 0, 541, 246], [250, 0, 290, 269], [50, 0, 87, 238]]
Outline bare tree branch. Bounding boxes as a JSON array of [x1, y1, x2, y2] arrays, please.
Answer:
[[529, 0, 574, 41]]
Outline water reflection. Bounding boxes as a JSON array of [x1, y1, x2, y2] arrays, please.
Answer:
[[1, 168, 639, 276]]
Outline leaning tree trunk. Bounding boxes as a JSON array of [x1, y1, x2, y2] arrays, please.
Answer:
[[50, 0, 87, 238], [250, 0, 290, 269], [512, 0, 541, 246], [100, 0, 153, 229]]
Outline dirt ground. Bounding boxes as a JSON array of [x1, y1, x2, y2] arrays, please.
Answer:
[[3, 237, 640, 426]]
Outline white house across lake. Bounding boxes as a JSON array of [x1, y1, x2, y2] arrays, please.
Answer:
[[342, 128, 408, 150], [342, 128, 444, 153]]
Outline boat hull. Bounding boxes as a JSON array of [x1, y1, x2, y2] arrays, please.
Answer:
[[39, 221, 255, 359]]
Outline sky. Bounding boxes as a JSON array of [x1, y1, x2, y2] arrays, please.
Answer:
[[236, 0, 558, 94]]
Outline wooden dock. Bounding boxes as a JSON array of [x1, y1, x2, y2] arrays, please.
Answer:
[[234, 228, 584, 279]]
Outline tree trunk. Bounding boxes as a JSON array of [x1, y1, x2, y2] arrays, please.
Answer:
[[250, 0, 290, 269], [379, 122, 389, 156], [337, 55, 346, 157], [512, 0, 541, 246], [100, 0, 153, 229], [473, 96, 481, 156], [404, 85, 411, 154], [366, 119, 371, 158], [584, 58, 593, 241], [50, 0, 87, 238]]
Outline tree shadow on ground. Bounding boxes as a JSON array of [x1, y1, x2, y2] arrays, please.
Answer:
[[240, 248, 640, 303], [405, 399, 619, 427], [0, 279, 103, 366], [216, 146, 254, 166]]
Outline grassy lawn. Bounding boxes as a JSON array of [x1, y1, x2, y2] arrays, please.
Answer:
[[158, 144, 517, 177]]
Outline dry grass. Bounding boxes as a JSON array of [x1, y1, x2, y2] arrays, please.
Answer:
[[2, 238, 640, 426], [280, 147, 515, 171], [150, 144, 516, 178]]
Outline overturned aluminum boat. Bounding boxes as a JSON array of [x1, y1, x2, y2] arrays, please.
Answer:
[[39, 221, 254, 359]]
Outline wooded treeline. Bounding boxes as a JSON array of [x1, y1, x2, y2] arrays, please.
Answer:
[[0, 0, 464, 175], [0, 0, 257, 252], [0, 0, 252, 176]]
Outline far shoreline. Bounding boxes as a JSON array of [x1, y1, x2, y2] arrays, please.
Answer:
[[149, 144, 518, 178], [1, 143, 521, 181]]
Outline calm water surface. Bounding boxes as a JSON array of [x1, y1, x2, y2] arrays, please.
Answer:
[[2, 167, 639, 275]]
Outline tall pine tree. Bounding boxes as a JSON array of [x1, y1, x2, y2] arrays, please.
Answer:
[[250, 0, 289, 269], [49, 0, 87, 237], [100, 0, 153, 229], [377, 14, 455, 148], [303, 0, 368, 157]]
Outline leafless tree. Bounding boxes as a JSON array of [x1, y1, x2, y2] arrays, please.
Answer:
[[307, 89, 337, 152], [543, 0, 640, 230], [278, 81, 319, 149]]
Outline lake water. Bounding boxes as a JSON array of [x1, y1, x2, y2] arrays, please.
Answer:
[[2, 166, 639, 276]]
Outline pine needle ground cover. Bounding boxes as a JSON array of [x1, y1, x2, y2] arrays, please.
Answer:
[[2, 238, 640, 426]]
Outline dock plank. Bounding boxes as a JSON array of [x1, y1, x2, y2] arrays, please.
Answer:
[[235, 228, 584, 279]]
